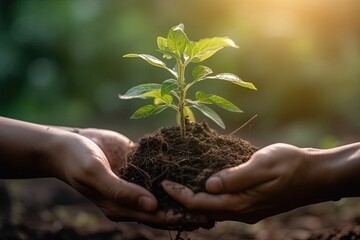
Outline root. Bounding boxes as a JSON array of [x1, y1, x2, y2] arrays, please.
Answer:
[[127, 163, 151, 182]]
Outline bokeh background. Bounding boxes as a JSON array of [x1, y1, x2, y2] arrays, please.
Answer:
[[1, 0, 359, 147], [1, 0, 360, 239]]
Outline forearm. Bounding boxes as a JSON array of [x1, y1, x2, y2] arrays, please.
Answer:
[[0, 117, 68, 179], [305, 142, 360, 199]]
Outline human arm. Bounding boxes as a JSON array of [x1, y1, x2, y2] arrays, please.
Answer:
[[0, 117, 208, 228], [162, 142, 360, 223]]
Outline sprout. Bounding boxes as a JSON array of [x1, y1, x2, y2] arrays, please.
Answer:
[[119, 24, 256, 138]]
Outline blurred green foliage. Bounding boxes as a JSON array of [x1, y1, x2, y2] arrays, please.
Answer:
[[1, 0, 359, 145]]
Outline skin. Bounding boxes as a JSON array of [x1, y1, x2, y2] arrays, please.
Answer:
[[0, 117, 209, 229], [162, 142, 360, 224]]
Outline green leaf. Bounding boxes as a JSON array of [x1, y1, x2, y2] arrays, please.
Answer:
[[167, 23, 189, 58], [119, 83, 161, 99], [207, 94, 242, 112], [124, 53, 178, 78], [192, 103, 225, 129], [195, 91, 242, 112], [195, 91, 212, 103], [124, 53, 166, 68], [184, 107, 195, 122], [161, 79, 179, 96], [192, 65, 213, 79], [188, 37, 238, 63], [153, 105, 169, 114], [130, 104, 168, 119], [157, 37, 167, 51], [157, 49, 175, 59], [176, 106, 195, 125], [157, 37, 175, 59], [143, 90, 173, 105], [207, 73, 257, 90]]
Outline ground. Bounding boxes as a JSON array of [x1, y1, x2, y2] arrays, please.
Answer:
[[1, 178, 360, 240]]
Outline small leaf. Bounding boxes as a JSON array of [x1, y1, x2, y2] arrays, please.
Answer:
[[124, 53, 166, 68], [207, 73, 257, 90], [124, 53, 178, 77], [119, 83, 161, 99], [161, 79, 179, 96], [195, 91, 212, 103], [192, 65, 213, 79], [184, 41, 195, 59], [167, 23, 189, 58], [143, 90, 173, 105], [153, 95, 173, 105], [157, 48, 178, 60], [157, 37, 167, 51], [207, 94, 243, 112], [188, 37, 238, 63], [191, 49, 219, 63], [195, 91, 242, 112], [184, 107, 196, 122], [192, 103, 225, 129], [176, 106, 196, 125], [157, 37, 175, 59], [130, 104, 168, 119], [153, 105, 169, 115]]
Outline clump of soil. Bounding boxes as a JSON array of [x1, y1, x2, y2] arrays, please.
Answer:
[[119, 121, 258, 213]]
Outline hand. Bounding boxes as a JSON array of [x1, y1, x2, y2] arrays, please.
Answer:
[[162, 143, 336, 224], [76, 128, 134, 173], [55, 128, 209, 229]]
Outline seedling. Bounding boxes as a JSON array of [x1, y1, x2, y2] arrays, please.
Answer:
[[119, 23, 256, 138]]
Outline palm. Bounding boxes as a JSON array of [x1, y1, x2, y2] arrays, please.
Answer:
[[78, 128, 134, 173]]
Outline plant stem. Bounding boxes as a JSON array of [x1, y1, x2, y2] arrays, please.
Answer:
[[177, 59, 186, 139]]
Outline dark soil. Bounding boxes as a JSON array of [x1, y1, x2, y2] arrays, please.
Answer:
[[119, 121, 258, 213]]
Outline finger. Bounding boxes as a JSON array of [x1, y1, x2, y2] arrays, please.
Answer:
[[206, 153, 275, 194], [142, 210, 213, 231], [105, 176, 157, 212], [162, 180, 240, 212], [210, 199, 308, 224], [105, 206, 212, 231], [88, 168, 158, 212]]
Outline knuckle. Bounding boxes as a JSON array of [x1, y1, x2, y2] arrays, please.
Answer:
[[184, 200, 198, 210], [106, 183, 129, 202], [183, 196, 203, 210]]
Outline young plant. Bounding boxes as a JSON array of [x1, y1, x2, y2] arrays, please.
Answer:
[[119, 23, 256, 139]]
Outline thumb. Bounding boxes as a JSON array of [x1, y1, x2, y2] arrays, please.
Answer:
[[206, 154, 271, 194], [86, 169, 158, 212]]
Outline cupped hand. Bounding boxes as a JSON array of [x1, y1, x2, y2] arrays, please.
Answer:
[[54, 128, 209, 229], [162, 143, 334, 224], [76, 128, 134, 173]]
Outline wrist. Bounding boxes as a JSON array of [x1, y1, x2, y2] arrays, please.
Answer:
[[38, 128, 78, 181], [326, 143, 360, 198], [302, 148, 340, 201], [303, 143, 360, 201]]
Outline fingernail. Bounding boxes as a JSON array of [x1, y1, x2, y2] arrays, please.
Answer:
[[161, 180, 184, 191], [206, 176, 224, 193], [138, 196, 156, 212], [161, 180, 171, 187]]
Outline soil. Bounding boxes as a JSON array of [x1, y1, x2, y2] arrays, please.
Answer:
[[118, 121, 258, 213]]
